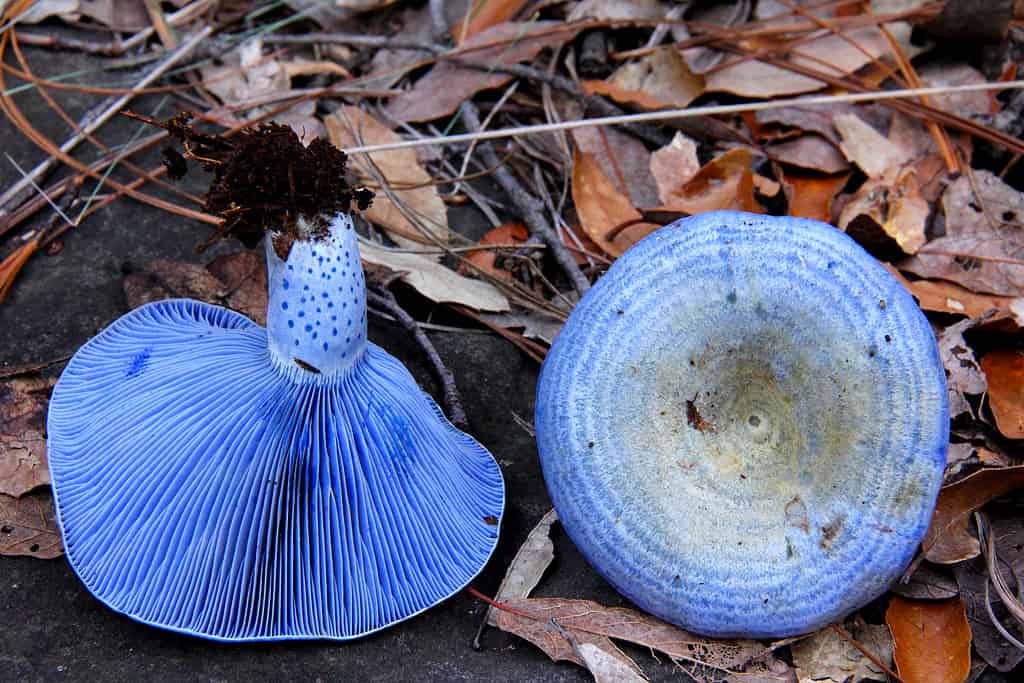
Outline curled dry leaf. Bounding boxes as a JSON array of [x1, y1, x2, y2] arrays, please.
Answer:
[[124, 253, 268, 324], [886, 596, 971, 683], [770, 135, 849, 174], [325, 107, 449, 250], [0, 375, 55, 497], [205, 251, 269, 325], [567, 0, 670, 22], [919, 62, 991, 118], [385, 21, 581, 123], [0, 487, 63, 559], [839, 168, 929, 258], [904, 278, 1017, 320], [572, 150, 653, 258], [791, 619, 893, 683], [660, 147, 762, 215], [650, 132, 701, 205], [937, 317, 988, 419], [12, 0, 80, 24], [200, 40, 322, 141], [834, 113, 911, 178], [123, 260, 227, 310], [754, 103, 875, 146], [981, 350, 1024, 439], [455, 0, 531, 44], [680, 0, 750, 74], [571, 640, 646, 683], [573, 126, 659, 209], [486, 508, 558, 628], [891, 562, 960, 601], [707, 24, 915, 98], [462, 223, 528, 281], [784, 172, 849, 223], [359, 240, 510, 312], [479, 311, 564, 345], [494, 596, 778, 683], [923, 465, 1024, 564], [584, 48, 704, 110], [900, 171, 1024, 297]]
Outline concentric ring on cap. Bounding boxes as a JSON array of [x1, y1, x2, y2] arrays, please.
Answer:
[[535, 211, 948, 638]]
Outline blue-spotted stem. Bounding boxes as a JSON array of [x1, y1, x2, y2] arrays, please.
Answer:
[[266, 213, 368, 376]]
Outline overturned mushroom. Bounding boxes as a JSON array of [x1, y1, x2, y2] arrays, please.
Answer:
[[46, 124, 504, 641], [535, 211, 947, 638]]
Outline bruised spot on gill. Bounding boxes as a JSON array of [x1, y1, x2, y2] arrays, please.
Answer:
[[126, 348, 151, 378], [370, 400, 415, 474]]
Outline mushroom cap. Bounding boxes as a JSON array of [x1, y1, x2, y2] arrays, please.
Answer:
[[47, 216, 504, 641], [535, 211, 948, 638]]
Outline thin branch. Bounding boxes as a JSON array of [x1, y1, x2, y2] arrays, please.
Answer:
[[367, 286, 469, 431], [461, 102, 590, 296], [0, 26, 213, 217]]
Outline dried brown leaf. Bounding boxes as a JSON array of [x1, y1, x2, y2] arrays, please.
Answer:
[[325, 106, 449, 248], [660, 148, 761, 215], [784, 172, 849, 223], [573, 127, 659, 208], [599, 47, 704, 110], [891, 563, 960, 601], [791, 620, 893, 683], [650, 132, 701, 205], [455, 0, 531, 44], [771, 135, 849, 174], [359, 241, 510, 312], [0, 375, 54, 498], [0, 487, 63, 559], [904, 279, 1016, 320], [572, 150, 650, 258], [937, 317, 988, 419], [754, 103, 874, 145], [206, 251, 268, 325], [494, 596, 775, 680], [834, 113, 912, 178], [479, 311, 563, 345], [462, 223, 528, 281], [707, 24, 914, 98], [124, 252, 270, 324], [900, 172, 1024, 297], [572, 640, 647, 682], [923, 465, 1024, 563], [919, 62, 990, 118], [486, 509, 557, 627], [579, 80, 662, 112], [839, 168, 929, 258], [887, 596, 971, 683], [123, 260, 227, 310], [385, 22, 581, 123], [981, 350, 1024, 440], [567, 0, 669, 22]]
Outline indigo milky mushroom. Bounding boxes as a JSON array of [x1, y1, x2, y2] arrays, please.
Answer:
[[535, 211, 947, 638], [46, 125, 504, 641]]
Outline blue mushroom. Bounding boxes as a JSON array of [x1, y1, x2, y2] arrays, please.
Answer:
[[47, 212, 505, 641], [534, 211, 948, 638]]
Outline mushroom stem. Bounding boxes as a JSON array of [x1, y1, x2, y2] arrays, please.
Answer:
[[265, 213, 368, 376]]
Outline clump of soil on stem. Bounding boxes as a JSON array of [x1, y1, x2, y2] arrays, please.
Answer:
[[152, 112, 373, 258]]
